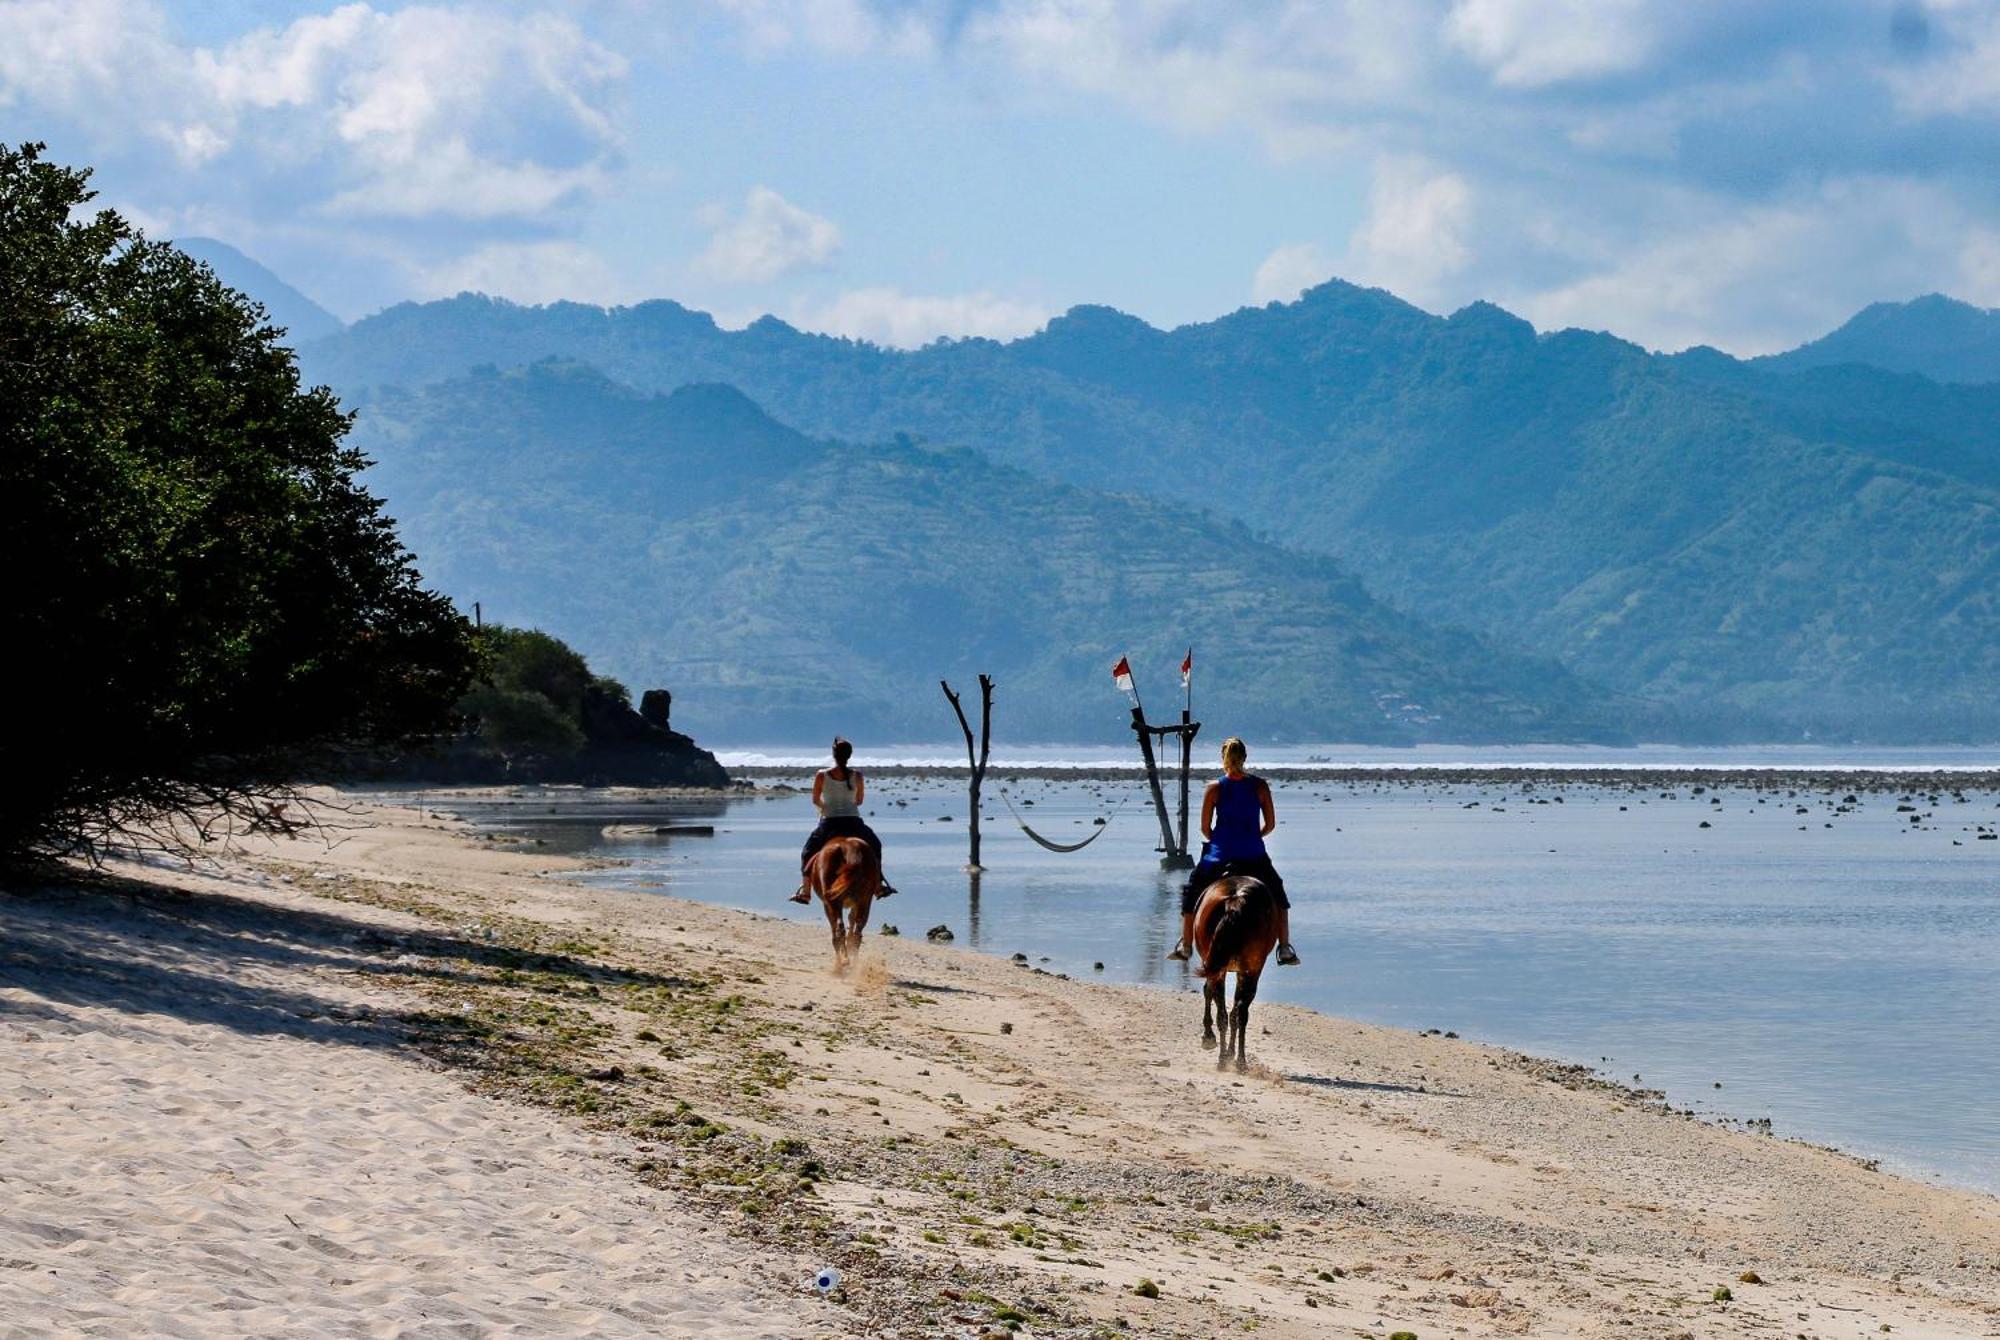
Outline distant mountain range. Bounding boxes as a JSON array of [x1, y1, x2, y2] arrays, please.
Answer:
[[1757, 294, 2000, 385], [344, 365, 1616, 743], [290, 282, 2000, 741], [178, 234, 2000, 742], [174, 237, 344, 344]]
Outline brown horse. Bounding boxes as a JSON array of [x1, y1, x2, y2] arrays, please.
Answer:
[[1191, 874, 1281, 1071], [808, 836, 881, 972]]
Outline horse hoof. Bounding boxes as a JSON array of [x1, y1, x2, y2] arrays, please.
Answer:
[[1201, 1033, 1216, 1049]]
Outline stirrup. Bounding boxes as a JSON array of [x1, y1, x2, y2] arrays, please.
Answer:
[[1165, 943, 1191, 961], [1277, 943, 1300, 966], [789, 886, 812, 904], [878, 880, 897, 899]]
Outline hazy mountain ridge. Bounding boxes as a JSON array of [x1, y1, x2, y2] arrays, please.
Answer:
[[346, 364, 1622, 744], [300, 281, 2000, 740], [1757, 294, 2000, 386], [173, 238, 345, 345]]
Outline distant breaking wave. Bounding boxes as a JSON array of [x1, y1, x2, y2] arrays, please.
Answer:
[[715, 743, 2000, 773]]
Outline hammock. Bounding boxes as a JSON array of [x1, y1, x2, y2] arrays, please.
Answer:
[[998, 787, 1126, 853]]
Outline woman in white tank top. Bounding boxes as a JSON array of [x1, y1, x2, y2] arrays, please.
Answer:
[[817, 769, 861, 818], [790, 737, 894, 902]]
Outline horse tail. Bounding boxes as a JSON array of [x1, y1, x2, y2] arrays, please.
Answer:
[[819, 842, 851, 903], [818, 838, 876, 904], [1203, 878, 1274, 977]]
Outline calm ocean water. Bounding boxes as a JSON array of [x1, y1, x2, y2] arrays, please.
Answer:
[[429, 753, 2000, 1197]]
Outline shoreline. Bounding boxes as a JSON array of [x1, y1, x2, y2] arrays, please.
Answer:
[[430, 785, 1990, 1197], [366, 776, 2000, 1197], [4, 794, 1997, 1337]]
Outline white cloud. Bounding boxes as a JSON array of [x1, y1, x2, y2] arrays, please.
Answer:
[[14, 1, 2000, 350], [0, 0, 191, 145], [0, 0, 147, 98], [1343, 157, 1473, 304], [702, 1, 2000, 350], [1511, 177, 1994, 354], [208, 6, 626, 219], [420, 240, 630, 306], [715, 0, 935, 58], [1445, 0, 1656, 89], [697, 186, 842, 283], [0, 1, 627, 219], [1886, 5, 2000, 116], [1954, 229, 2000, 307], [1252, 243, 1333, 305], [789, 286, 1052, 347], [956, 1, 1431, 151]]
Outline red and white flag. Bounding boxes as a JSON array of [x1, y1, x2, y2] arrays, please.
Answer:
[[1111, 655, 1134, 696], [1180, 647, 1193, 690]]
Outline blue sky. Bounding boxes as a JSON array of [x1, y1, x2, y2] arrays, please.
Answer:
[[5, 1, 2000, 351]]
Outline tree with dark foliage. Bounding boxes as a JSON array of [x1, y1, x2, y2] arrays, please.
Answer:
[[0, 143, 478, 861]]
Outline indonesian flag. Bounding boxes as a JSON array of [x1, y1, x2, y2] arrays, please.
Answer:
[[1111, 656, 1134, 695], [1180, 647, 1193, 689]]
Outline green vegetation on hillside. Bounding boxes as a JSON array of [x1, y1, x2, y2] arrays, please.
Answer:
[[1757, 294, 2000, 385], [346, 365, 1619, 743], [302, 284, 2000, 741], [1, 144, 477, 859], [465, 625, 599, 757]]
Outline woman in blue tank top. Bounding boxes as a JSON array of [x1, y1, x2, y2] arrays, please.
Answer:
[[1168, 736, 1300, 966]]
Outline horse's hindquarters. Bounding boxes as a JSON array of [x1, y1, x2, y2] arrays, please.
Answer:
[[811, 837, 879, 971]]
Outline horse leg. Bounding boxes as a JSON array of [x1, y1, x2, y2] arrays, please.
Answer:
[[1214, 977, 1235, 1069], [846, 893, 871, 960], [1201, 979, 1218, 1049], [822, 894, 848, 972], [1232, 969, 1261, 1072]]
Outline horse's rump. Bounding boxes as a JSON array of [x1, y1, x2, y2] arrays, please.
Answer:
[[1194, 875, 1277, 976], [812, 836, 879, 905]]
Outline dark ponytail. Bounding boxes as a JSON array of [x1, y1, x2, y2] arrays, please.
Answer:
[[831, 736, 853, 778]]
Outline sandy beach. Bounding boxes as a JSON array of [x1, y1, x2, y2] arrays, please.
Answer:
[[4, 793, 1998, 1339]]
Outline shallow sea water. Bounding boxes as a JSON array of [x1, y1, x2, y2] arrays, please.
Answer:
[[431, 766, 2000, 1196]]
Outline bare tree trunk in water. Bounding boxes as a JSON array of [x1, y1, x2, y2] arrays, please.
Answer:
[[941, 675, 994, 870]]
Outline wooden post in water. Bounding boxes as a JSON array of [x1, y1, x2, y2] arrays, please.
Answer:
[[1121, 658, 1199, 869], [1131, 704, 1178, 859], [942, 675, 994, 871], [1174, 707, 1200, 865]]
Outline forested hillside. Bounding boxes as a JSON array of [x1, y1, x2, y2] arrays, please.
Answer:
[[1757, 294, 2000, 385], [347, 364, 1619, 743], [304, 283, 2000, 740]]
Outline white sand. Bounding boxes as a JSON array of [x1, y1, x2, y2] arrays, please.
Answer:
[[0, 879, 839, 1339]]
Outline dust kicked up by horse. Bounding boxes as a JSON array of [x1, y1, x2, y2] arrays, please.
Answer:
[[807, 835, 881, 972]]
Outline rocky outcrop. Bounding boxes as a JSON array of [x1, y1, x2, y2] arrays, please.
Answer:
[[571, 686, 726, 787], [639, 689, 672, 731], [356, 685, 728, 788]]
